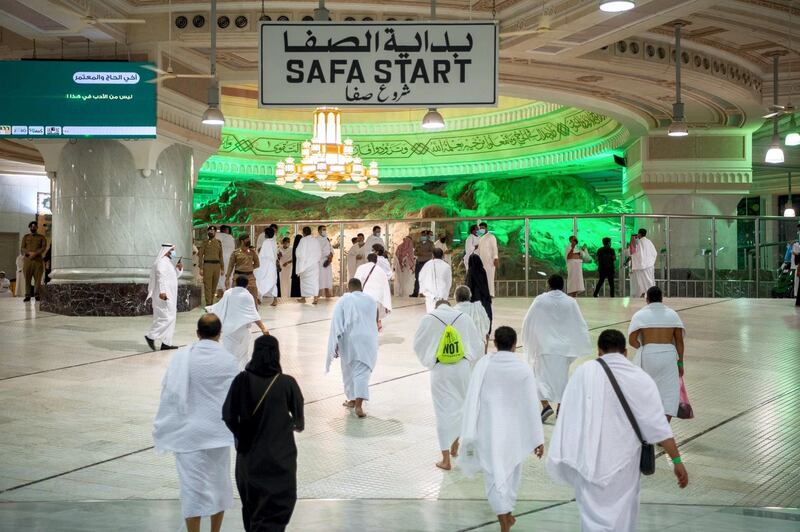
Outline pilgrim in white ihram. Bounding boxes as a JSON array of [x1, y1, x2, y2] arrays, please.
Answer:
[[294, 228, 322, 301], [354, 256, 393, 320], [418, 249, 452, 312], [206, 278, 269, 371], [629, 229, 657, 297]]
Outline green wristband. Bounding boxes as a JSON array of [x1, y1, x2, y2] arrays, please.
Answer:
[[672, 456, 683, 465], [677, 361, 684, 367]]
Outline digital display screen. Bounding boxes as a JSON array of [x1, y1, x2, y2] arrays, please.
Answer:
[[0, 60, 157, 138]]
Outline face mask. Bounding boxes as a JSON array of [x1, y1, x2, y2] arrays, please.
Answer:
[[320, 231, 327, 237], [374, 232, 380, 237], [421, 236, 428, 242], [478, 229, 486, 236]]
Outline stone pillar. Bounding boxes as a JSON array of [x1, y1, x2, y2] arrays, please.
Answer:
[[624, 133, 752, 272], [37, 139, 200, 316]]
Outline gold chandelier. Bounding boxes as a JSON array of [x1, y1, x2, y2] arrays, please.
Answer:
[[274, 108, 379, 192]]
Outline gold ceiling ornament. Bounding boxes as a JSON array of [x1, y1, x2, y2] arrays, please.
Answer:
[[274, 108, 379, 192]]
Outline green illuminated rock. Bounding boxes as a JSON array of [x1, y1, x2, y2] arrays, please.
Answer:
[[193, 174, 632, 274]]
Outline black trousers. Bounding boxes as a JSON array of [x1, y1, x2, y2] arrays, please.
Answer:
[[411, 259, 429, 296], [594, 271, 615, 297]]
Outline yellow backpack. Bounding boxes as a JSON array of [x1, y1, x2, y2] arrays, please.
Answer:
[[434, 314, 465, 364]]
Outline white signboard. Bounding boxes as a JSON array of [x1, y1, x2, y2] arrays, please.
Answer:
[[259, 21, 498, 107]]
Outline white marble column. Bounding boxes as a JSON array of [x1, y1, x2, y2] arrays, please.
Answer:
[[40, 139, 199, 315]]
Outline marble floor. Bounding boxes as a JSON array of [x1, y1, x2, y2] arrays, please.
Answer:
[[0, 295, 798, 531]]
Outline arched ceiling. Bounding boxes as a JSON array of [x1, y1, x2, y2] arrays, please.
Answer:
[[1, 0, 796, 133]]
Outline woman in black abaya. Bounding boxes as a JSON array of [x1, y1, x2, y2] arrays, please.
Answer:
[[290, 234, 302, 298], [223, 335, 304, 532], [465, 253, 494, 329]]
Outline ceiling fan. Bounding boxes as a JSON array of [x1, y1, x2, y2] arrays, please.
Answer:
[[763, 102, 795, 119], [144, 0, 211, 84], [81, 15, 146, 25], [143, 64, 213, 83]]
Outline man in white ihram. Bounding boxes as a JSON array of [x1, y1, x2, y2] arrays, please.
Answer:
[[294, 226, 322, 304], [418, 248, 452, 312], [476, 222, 499, 297], [317, 225, 334, 299], [364, 225, 384, 255], [254, 226, 279, 306], [347, 235, 367, 279], [206, 275, 270, 370], [215, 225, 235, 297], [522, 274, 592, 423], [458, 326, 545, 532], [546, 329, 688, 532], [153, 314, 239, 532], [145, 244, 182, 351], [327, 278, 380, 419], [629, 228, 657, 298], [454, 285, 490, 342], [354, 253, 392, 327], [413, 300, 484, 471]]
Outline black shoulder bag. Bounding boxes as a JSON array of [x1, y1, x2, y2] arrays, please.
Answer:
[[596, 358, 656, 475]]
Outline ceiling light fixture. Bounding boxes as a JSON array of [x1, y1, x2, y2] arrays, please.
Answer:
[[668, 22, 689, 137], [765, 52, 785, 163], [784, 172, 796, 217], [599, 0, 635, 13], [422, 108, 445, 130], [421, 0, 446, 130], [202, 0, 224, 126]]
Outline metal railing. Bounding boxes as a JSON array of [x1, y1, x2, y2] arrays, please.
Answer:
[[196, 213, 799, 299]]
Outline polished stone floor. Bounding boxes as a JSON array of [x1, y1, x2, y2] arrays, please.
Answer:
[[0, 295, 798, 531]]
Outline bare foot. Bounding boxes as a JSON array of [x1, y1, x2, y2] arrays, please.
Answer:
[[342, 400, 355, 408], [510, 515, 516, 528], [355, 406, 366, 418], [435, 460, 451, 470], [450, 439, 460, 457], [270, 299, 278, 307], [312, 297, 319, 305], [297, 297, 306, 303]]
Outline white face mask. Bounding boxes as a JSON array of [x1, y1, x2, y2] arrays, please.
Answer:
[[320, 231, 327, 237]]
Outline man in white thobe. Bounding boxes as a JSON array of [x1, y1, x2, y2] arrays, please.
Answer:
[[413, 300, 484, 470], [458, 326, 545, 532], [627, 286, 685, 420], [355, 253, 392, 324], [364, 225, 385, 256], [153, 314, 239, 532], [215, 226, 235, 295], [278, 237, 293, 301], [463, 225, 479, 269], [546, 329, 688, 532], [630, 228, 657, 298], [145, 244, 182, 351], [418, 248, 452, 312], [317, 225, 334, 298], [522, 274, 592, 422], [565, 235, 587, 297], [347, 236, 368, 279], [254, 227, 279, 306], [453, 285, 491, 343], [294, 226, 322, 304], [326, 279, 380, 418], [15, 253, 24, 297], [476, 222, 499, 297], [434, 235, 452, 266], [206, 276, 270, 370]]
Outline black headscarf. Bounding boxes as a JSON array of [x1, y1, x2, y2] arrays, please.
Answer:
[[465, 254, 493, 321], [246, 335, 282, 378], [290, 234, 302, 297]]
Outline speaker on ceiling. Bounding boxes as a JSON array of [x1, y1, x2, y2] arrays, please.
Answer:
[[613, 155, 627, 167]]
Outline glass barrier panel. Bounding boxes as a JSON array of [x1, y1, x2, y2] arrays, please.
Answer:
[[667, 217, 712, 298], [713, 217, 752, 298], [575, 216, 626, 298], [526, 217, 575, 297], [759, 218, 797, 299]]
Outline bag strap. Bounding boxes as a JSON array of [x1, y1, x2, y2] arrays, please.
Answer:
[[431, 312, 463, 327], [252, 374, 280, 416], [363, 264, 377, 285], [596, 358, 645, 444]]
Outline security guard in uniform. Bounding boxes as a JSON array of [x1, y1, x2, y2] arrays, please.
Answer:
[[20, 220, 47, 302], [197, 225, 224, 305], [226, 233, 260, 305]]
